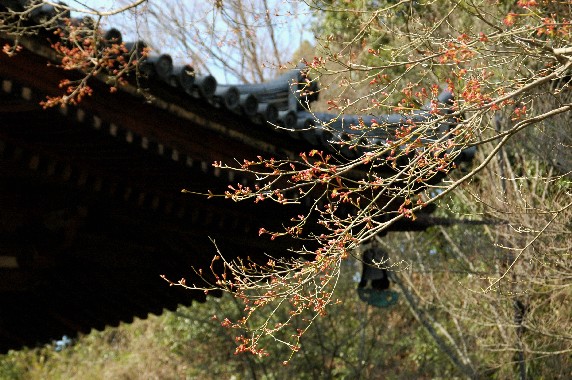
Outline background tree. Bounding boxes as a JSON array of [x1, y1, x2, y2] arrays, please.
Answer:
[[183, 0, 572, 370]]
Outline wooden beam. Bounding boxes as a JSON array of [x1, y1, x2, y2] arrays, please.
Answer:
[[0, 100, 40, 113]]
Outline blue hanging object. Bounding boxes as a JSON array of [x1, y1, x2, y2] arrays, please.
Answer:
[[357, 247, 398, 308], [357, 288, 399, 308]]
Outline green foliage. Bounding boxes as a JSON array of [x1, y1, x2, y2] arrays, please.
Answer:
[[410, 326, 458, 377], [0, 355, 22, 380], [314, 0, 411, 47]]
